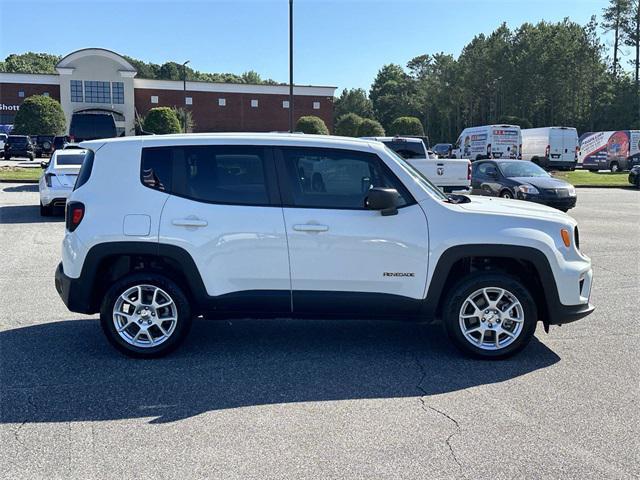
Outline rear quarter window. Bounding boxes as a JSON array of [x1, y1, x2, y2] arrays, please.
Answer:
[[73, 150, 95, 190]]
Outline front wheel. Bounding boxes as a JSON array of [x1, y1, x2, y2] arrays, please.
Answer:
[[442, 273, 537, 359], [100, 273, 192, 358], [500, 190, 513, 199]]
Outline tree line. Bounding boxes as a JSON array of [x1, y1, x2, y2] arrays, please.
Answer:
[[0, 52, 280, 85], [335, 3, 640, 143]]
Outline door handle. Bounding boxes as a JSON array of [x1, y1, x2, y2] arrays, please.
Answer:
[[293, 224, 329, 232], [172, 218, 208, 227]]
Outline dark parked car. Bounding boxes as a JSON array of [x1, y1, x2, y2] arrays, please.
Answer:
[[433, 143, 453, 158], [53, 135, 71, 152], [3, 135, 35, 160], [471, 159, 578, 211], [34, 135, 55, 158], [629, 165, 640, 188]]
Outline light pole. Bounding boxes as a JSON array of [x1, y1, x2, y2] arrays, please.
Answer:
[[288, 0, 294, 133], [182, 60, 190, 133]]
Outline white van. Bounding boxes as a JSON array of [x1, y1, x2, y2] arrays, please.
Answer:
[[452, 125, 522, 161], [521, 127, 578, 170]]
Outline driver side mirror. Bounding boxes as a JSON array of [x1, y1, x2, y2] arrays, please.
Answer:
[[365, 187, 400, 216], [40, 161, 49, 169]]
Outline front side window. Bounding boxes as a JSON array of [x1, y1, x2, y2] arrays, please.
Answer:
[[281, 147, 411, 209], [112, 82, 124, 104], [84, 81, 111, 103], [70, 80, 83, 102], [141, 145, 270, 206]]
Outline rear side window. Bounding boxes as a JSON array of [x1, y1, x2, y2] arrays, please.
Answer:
[[73, 149, 95, 190], [381, 140, 426, 159], [141, 145, 270, 206]]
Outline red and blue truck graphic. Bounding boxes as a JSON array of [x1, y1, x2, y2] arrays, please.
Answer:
[[579, 130, 640, 171]]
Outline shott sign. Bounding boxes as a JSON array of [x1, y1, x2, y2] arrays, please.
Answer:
[[0, 104, 20, 111]]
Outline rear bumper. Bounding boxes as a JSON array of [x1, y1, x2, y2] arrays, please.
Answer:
[[55, 262, 93, 314]]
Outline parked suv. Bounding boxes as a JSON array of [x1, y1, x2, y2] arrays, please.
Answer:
[[55, 134, 594, 359], [3, 135, 35, 160], [34, 135, 56, 158]]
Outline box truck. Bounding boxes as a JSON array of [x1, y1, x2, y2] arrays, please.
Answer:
[[451, 125, 521, 161], [579, 130, 640, 172], [521, 127, 579, 170]]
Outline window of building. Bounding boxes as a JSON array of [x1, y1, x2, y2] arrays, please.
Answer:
[[18, 91, 25, 98], [84, 81, 111, 103], [251, 99, 258, 108], [218, 98, 226, 107], [313, 101, 320, 110], [281, 147, 411, 210], [151, 96, 159, 104], [70, 80, 83, 102], [141, 145, 270, 206], [185, 97, 193, 105], [282, 100, 290, 109], [43, 92, 50, 97], [112, 82, 124, 104]]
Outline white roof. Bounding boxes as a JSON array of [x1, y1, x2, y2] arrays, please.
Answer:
[[80, 133, 382, 151]]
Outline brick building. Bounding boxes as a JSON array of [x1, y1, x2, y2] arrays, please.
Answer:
[[0, 48, 336, 135]]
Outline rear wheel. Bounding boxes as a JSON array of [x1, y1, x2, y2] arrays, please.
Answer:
[[100, 273, 192, 358], [3, 154, 10, 160], [610, 162, 619, 173], [39, 202, 53, 217], [442, 273, 537, 359]]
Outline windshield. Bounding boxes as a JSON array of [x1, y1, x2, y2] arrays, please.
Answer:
[[56, 153, 86, 166], [498, 161, 549, 178], [383, 146, 448, 200], [382, 141, 426, 159]]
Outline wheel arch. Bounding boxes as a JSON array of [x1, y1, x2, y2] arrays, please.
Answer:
[[423, 244, 560, 327], [79, 242, 208, 314]]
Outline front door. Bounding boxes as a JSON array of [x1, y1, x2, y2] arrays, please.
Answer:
[[275, 146, 430, 316]]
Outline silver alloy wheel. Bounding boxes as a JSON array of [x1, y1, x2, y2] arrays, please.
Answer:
[[458, 287, 524, 351], [113, 284, 177, 348]]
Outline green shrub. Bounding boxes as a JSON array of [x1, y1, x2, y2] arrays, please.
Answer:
[[12, 95, 66, 135], [335, 113, 364, 137], [388, 116, 424, 136], [356, 118, 385, 137], [295, 115, 329, 135], [143, 107, 182, 134]]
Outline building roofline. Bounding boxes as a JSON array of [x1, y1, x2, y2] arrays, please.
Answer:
[[56, 48, 136, 72]]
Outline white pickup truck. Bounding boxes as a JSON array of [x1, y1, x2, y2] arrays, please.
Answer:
[[363, 136, 471, 193]]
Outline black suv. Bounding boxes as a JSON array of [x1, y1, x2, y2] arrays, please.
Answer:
[[34, 135, 55, 158], [4, 135, 35, 160]]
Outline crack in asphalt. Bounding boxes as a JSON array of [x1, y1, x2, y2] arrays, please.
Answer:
[[12, 394, 36, 449], [413, 353, 465, 477]]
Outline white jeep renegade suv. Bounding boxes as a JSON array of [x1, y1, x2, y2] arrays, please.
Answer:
[[55, 134, 594, 359]]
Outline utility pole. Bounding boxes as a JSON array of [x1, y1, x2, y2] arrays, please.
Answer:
[[182, 60, 190, 133], [289, 0, 294, 133]]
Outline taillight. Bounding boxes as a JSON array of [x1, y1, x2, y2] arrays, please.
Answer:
[[545, 145, 550, 157], [45, 173, 55, 187], [467, 161, 472, 180], [575, 146, 579, 161], [66, 201, 85, 232], [518, 144, 522, 159], [487, 143, 492, 157]]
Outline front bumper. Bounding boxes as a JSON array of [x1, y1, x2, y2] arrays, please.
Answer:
[[55, 262, 93, 314], [546, 302, 595, 325], [516, 193, 577, 210]]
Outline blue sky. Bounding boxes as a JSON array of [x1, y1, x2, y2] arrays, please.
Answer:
[[0, 0, 611, 91]]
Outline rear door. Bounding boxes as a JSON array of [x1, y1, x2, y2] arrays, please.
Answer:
[[275, 146, 429, 316], [155, 144, 291, 314]]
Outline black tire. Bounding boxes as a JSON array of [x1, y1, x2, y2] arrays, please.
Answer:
[[442, 272, 537, 359], [610, 162, 619, 173], [100, 273, 192, 358], [28, 154, 34, 161], [39, 202, 53, 217], [500, 190, 513, 199], [4, 154, 10, 160]]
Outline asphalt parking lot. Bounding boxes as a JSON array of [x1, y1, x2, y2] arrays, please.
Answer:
[[0, 183, 638, 480]]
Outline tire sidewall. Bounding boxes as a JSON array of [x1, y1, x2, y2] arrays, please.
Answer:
[[443, 273, 537, 359], [100, 273, 192, 358]]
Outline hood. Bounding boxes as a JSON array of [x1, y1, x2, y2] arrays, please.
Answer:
[[458, 195, 571, 221], [508, 176, 571, 189]]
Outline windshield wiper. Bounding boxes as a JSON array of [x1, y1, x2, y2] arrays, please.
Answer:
[[446, 193, 471, 204]]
